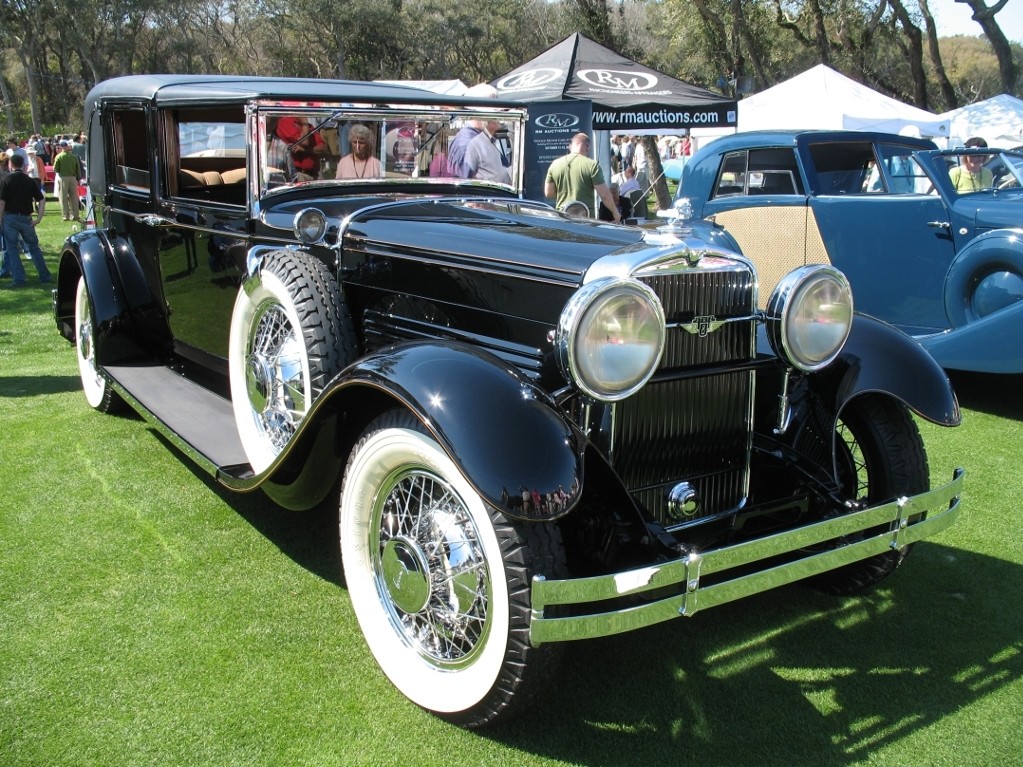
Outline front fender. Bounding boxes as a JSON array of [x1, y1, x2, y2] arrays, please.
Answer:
[[337, 341, 585, 520], [811, 314, 960, 427]]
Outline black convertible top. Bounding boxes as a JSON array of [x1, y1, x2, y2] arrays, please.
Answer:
[[84, 74, 523, 116]]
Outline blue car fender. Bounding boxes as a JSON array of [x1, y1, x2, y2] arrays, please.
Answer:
[[327, 341, 586, 521], [944, 227, 1023, 326]]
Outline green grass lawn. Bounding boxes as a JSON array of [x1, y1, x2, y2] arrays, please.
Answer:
[[2, 207, 1022, 766]]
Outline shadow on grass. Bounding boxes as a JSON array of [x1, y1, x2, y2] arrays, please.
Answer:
[[0, 374, 81, 397], [480, 542, 1022, 766], [149, 428, 343, 587], [947, 371, 1023, 421], [141, 424, 1018, 766]]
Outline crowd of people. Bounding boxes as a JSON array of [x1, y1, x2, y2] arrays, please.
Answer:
[[0, 132, 86, 287]]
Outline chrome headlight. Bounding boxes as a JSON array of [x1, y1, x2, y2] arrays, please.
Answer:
[[766, 266, 853, 371], [557, 278, 665, 401], [293, 207, 327, 244]]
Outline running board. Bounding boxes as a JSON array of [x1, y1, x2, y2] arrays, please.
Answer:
[[104, 362, 254, 481]]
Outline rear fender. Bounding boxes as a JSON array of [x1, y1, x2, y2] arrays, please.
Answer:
[[56, 229, 160, 365], [55, 230, 124, 342], [944, 227, 1023, 327], [918, 300, 1023, 374]]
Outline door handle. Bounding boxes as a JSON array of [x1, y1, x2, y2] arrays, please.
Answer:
[[138, 214, 173, 228], [927, 220, 951, 229]]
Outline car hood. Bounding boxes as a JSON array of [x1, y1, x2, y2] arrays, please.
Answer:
[[953, 191, 1023, 232], [266, 195, 662, 278]]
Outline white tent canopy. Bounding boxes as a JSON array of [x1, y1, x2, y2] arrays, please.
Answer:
[[940, 94, 1023, 148], [738, 64, 950, 139]]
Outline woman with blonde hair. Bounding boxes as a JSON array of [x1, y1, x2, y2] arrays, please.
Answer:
[[336, 124, 382, 179]]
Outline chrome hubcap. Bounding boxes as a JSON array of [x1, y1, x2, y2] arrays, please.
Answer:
[[373, 469, 491, 667], [245, 303, 306, 451]]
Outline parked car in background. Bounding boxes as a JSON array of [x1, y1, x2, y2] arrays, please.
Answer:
[[54, 77, 963, 727], [674, 130, 1023, 373]]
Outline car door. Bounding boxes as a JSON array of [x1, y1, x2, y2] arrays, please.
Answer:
[[804, 140, 956, 334], [157, 107, 251, 366]]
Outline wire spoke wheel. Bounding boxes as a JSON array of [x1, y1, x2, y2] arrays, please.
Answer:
[[229, 250, 354, 473], [340, 410, 565, 727], [245, 301, 308, 452], [373, 468, 491, 668], [809, 395, 930, 595]]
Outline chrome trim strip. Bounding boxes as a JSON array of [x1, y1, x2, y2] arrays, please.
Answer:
[[586, 238, 755, 286], [529, 469, 964, 645]]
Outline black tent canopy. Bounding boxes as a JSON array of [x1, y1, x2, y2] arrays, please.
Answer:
[[492, 33, 736, 131]]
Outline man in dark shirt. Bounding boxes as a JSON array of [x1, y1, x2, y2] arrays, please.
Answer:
[[0, 153, 50, 286]]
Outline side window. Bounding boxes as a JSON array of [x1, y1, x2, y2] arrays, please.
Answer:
[[712, 148, 802, 199], [808, 142, 876, 195], [713, 151, 748, 198], [872, 143, 930, 194], [169, 108, 246, 205], [746, 148, 802, 195], [110, 109, 151, 192]]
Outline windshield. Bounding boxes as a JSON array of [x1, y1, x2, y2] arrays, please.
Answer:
[[255, 103, 525, 196], [939, 148, 1023, 194]]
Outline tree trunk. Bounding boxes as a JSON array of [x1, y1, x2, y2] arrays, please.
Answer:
[[918, 0, 958, 109], [960, 0, 1019, 96], [642, 136, 672, 212]]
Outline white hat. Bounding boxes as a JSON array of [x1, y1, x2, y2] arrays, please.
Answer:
[[26, 147, 36, 153]]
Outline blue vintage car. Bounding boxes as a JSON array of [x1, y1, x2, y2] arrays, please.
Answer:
[[674, 130, 1023, 373]]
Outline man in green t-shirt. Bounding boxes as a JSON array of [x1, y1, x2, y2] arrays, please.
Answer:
[[52, 140, 82, 221], [544, 132, 620, 221]]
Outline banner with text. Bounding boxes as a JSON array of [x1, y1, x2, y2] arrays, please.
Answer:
[[523, 99, 593, 204]]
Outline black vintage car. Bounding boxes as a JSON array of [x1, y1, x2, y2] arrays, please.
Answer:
[[53, 75, 963, 727]]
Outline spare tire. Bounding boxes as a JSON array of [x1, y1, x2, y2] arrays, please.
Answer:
[[229, 250, 355, 473]]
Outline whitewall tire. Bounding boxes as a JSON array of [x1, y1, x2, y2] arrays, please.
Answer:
[[228, 251, 353, 473], [75, 277, 120, 413], [340, 410, 565, 727]]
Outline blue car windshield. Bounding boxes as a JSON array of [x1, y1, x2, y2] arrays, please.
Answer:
[[941, 148, 1023, 193]]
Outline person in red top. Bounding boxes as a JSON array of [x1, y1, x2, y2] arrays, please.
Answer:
[[275, 116, 326, 179]]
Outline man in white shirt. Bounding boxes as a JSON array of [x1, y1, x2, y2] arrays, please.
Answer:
[[616, 166, 640, 196]]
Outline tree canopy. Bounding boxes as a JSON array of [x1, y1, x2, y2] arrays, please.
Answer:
[[1, 0, 1020, 136]]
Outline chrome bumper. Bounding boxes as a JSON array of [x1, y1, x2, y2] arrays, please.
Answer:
[[530, 468, 964, 645]]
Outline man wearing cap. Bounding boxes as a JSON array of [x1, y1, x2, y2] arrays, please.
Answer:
[[52, 140, 82, 221]]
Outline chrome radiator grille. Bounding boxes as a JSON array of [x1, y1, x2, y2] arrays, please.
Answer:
[[618, 259, 756, 526], [637, 259, 755, 370]]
